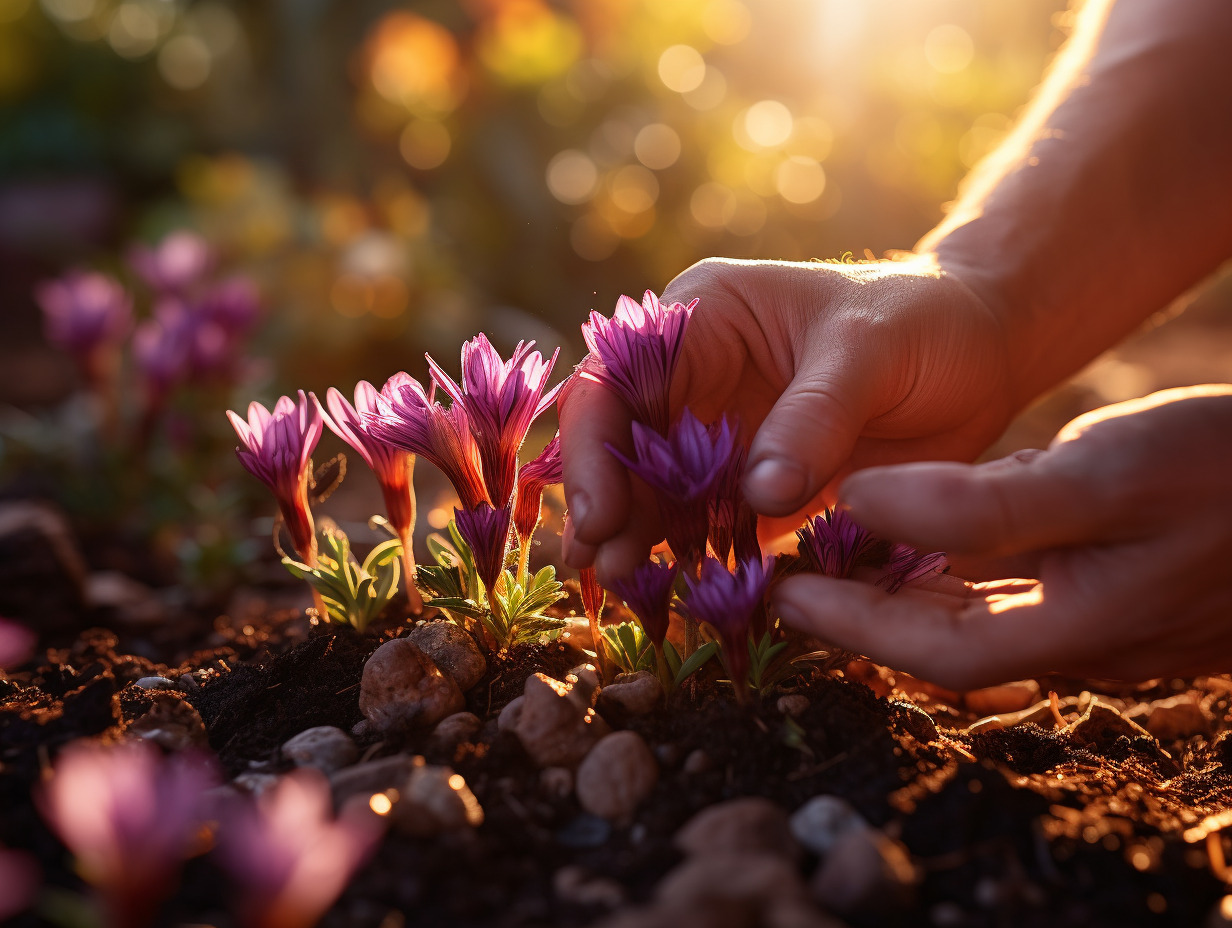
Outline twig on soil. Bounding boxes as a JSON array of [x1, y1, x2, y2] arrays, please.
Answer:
[[1049, 691, 1067, 729]]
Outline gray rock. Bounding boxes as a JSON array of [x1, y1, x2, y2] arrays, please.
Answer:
[[497, 695, 525, 731], [408, 621, 487, 691], [811, 827, 917, 917], [657, 852, 806, 909], [511, 672, 609, 768], [391, 765, 484, 837], [599, 671, 663, 715], [576, 731, 657, 822], [682, 748, 712, 774], [134, 676, 177, 691], [330, 754, 421, 807], [282, 726, 358, 774], [790, 795, 871, 857], [232, 772, 280, 796], [676, 797, 798, 861], [430, 712, 483, 753], [359, 638, 464, 732]]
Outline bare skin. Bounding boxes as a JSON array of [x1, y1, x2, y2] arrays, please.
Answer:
[[560, 0, 1232, 684]]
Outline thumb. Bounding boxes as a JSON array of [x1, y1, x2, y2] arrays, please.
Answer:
[[744, 345, 874, 517], [839, 447, 1118, 558]]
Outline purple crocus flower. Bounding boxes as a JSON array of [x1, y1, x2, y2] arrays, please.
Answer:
[[706, 429, 761, 566], [580, 290, 696, 435], [608, 409, 734, 566], [0, 617, 35, 670], [796, 508, 886, 579], [218, 770, 379, 928], [227, 391, 324, 564], [198, 275, 260, 334], [454, 502, 512, 597], [132, 303, 193, 396], [34, 270, 132, 379], [513, 432, 561, 543], [319, 375, 423, 612], [367, 376, 490, 511], [128, 230, 213, 294], [426, 334, 561, 506], [877, 543, 949, 593], [683, 556, 775, 699], [39, 742, 215, 928], [611, 558, 678, 647]]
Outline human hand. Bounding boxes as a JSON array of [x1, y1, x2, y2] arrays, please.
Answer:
[[773, 385, 1232, 689], [559, 256, 1015, 581]]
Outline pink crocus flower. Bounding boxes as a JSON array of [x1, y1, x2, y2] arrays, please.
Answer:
[[367, 375, 489, 511], [34, 270, 132, 383], [426, 334, 561, 507], [512, 432, 562, 544], [684, 556, 775, 701], [877, 543, 950, 593], [227, 391, 323, 565], [39, 742, 215, 928], [796, 508, 886, 580], [218, 770, 379, 928], [0, 617, 35, 670], [580, 290, 696, 436], [318, 375, 424, 612], [453, 502, 512, 599], [127, 230, 213, 294]]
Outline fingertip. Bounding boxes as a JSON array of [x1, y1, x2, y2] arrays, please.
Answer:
[[743, 457, 811, 517], [559, 380, 634, 544], [560, 516, 597, 569]]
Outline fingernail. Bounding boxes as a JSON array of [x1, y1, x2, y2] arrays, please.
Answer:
[[568, 491, 591, 530], [745, 458, 808, 509]]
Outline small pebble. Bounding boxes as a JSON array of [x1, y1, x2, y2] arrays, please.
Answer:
[[556, 813, 612, 848], [282, 726, 358, 774], [811, 826, 917, 917], [359, 639, 464, 732], [408, 621, 487, 691], [553, 865, 626, 907], [134, 676, 177, 691], [657, 852, 806, 909], [682, 749, 712, 774], [576, 731, 658, 821], [540, 766, 574, 799], [598, 671, 663, 715], [1141, 693, 1213, 741], [430, 712, 483, 753], [777, 695, 809, 718], [232, 772, 280, 796], [497, 695, 525, 731], [676, 797, 798, 861], [790, 795, 871, 857], [329, 754, 421, 807], [512, 673, 609, 768], [391, 765, 483, 837], [127, 691, 208, 752]]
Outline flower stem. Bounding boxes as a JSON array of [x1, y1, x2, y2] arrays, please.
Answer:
[[398, 529, 424, 615]]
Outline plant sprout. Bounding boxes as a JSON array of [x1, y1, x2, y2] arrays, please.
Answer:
[[282, 525, 402, 633]]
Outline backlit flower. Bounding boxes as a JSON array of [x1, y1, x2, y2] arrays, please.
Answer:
[[706, 429, 760, 566], [0, 617, 35, 670], [580, 290, 696, 435], [513, 432, 561, 542], [454, 502, 512, 597], [319, 375, 423, 612], [877, 543, 949, 593], [611, 558, 678, 646], [40, 742, 215, 928], [683, 556, 775, 696], [218, 770, 379, 928], [128, 230, 213, 294], [796, 508, 886, 579], [367, 376, 489, 510], [427, 334, 561, 506], [227, 391, 323, 563], [34, 270, 132, 378], [608, 409, 734, 565]]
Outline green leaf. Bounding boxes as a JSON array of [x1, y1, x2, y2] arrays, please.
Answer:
[[363, 537, 403, 573], [674, 640, 719, 687]]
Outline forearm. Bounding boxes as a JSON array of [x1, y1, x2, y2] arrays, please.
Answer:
[[919, 0, 1232, 409]]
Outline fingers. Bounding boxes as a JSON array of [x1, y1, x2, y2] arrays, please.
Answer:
[[773, 573, 1060, 690], [559, 379, 637, 547], [744, 345, 875, 518], [838, 447, 1116, 559]]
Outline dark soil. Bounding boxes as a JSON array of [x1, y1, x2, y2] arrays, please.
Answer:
[[3, 602, 1231, 928]]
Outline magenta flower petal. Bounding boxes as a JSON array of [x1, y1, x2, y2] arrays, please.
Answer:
[[796, 508, 886, 579], [611, 558, 678, 646], [34, 270, 132, 363], [227, 391, 323, 560], [877, 543, 949, 593], [683, 556, 775, 690], [454, 502, 512, 596], [427, 334, 560, 506], [513, 432, 561, 541], [607, 409, 734, 564], [367, 375, 489, 510], [0, 617, 35, 670], [580, 290, 696, 435], [127, 230, 213, 294]]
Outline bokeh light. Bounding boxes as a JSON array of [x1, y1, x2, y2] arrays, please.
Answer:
[[546, 150, 599, 205], [658, 44, 706, 94], [924, 24, 975, 74]]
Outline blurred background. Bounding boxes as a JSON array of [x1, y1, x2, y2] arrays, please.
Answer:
[[1, 0, 1230, 593]]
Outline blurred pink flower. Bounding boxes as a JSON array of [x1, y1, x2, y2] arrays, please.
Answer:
[[581, 290, 696, 435], [877, 543, 949, 593], [218, 770, 379, 928], [0, 617, 35, 669], [367, 375, 489, 510], [132, 302, 193, 395], [318, 376, 423, 612], [427, 334, 560, 506], [34, 270, 132, 377], [198, 275, 260, 334], [128, 230, 213, 294], [0, 846, 39, 922], [227, 392, 323, 563], [454, 502, 512, 596], [796, 508, 885, 580], [39, 742, 215, 928], [684, 556, 775, 697], [513, 432, 561, 542], [608, 410, 734, 565]]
